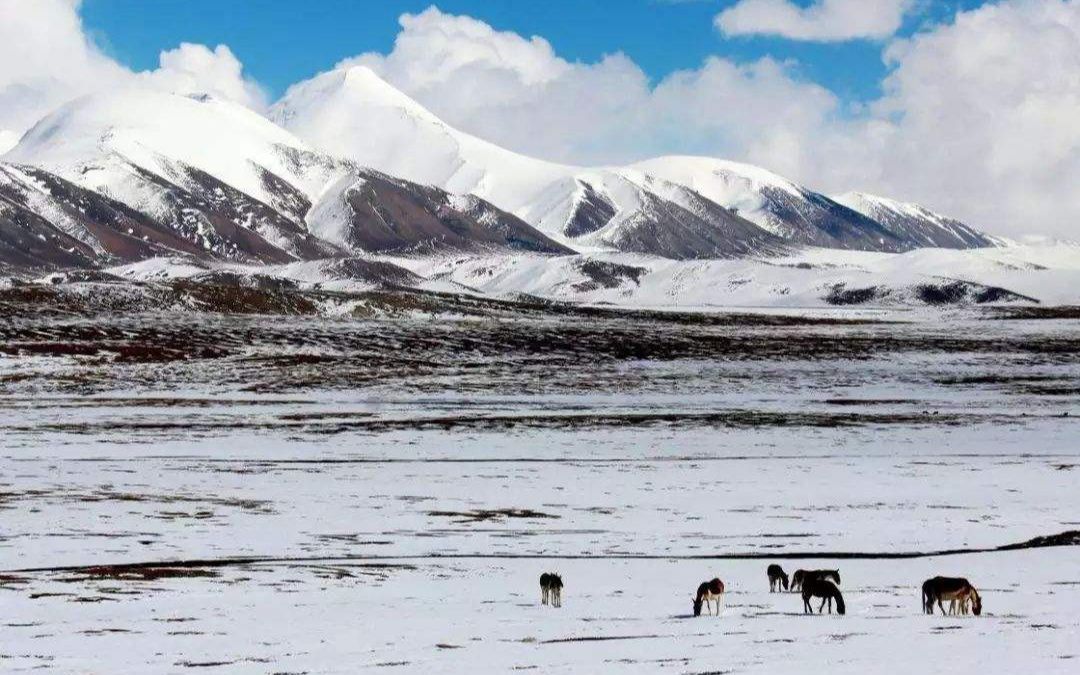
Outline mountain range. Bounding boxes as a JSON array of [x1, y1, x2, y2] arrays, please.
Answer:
[[1, 66, 1001, 271]]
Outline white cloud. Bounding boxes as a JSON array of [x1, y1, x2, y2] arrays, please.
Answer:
[[0, 0, 264, 145], [716, 0, 915, 41], [0, 0, 129, 139], [342, 7, 838, 167], [853, 0, 1080, 238], [142, 43, 267, 111]]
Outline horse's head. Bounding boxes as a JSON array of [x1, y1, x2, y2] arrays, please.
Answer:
[[780, 572, 790, 591], [830, 570, 841, 584], [971, 591, 982, 616], [692, 596, 703, 616]]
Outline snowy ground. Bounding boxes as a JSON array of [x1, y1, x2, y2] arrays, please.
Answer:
[[1, 306, 1078, 673]]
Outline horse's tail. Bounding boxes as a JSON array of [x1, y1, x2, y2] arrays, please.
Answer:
[[835, 589, 846, 615], [921, 580, 933, 614]]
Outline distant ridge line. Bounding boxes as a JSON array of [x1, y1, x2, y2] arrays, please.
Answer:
[[9, 531, 1078, 575]]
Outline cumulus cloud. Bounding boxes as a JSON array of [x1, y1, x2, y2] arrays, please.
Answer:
[[0, 0, 264, 145], [856, 0, 1080, 238], [715, 0, 916, 41], [0, 0, 129, 139], [142, 43, 267, 111], [323, 3, 1080, 238], [341, 7, 839, 167]]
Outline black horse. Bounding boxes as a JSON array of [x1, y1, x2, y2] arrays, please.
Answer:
[[922, 576, 981, 616], [767, 564, 789, 592], [791, 568, 840, 591], [802, 578, 846, 615], [540, 573, 563, 607]]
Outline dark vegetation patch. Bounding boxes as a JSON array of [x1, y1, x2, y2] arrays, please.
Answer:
[[999, 530, 1080, 551], [986, 306, 1080, 320], [3, 409, 1000, 436], [2, 293, 1076, 399], [824, 398, 917, 406], [824, 280, 1038, 306], [825, 285, 883, 305], [0, 488, 272, 514], [426, 508, 560, 524], [571, 259, 647, 291], [541, 634, 663, 644], [65, 566, 219, 582]]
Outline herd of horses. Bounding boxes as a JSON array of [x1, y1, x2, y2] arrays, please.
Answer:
[[540, 566, 983, 617]]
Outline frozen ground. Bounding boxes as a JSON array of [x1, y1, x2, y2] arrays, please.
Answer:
[[0, 302, 1078, 673]]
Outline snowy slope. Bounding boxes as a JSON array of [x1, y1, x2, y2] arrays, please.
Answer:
[[4, 89, 348, 262], [6, 89, 332, 208], [397, 242, 1080, 308], [0, 162, 205, 268], [834, 191, 1004, 249], [271, 67, 571, 215]]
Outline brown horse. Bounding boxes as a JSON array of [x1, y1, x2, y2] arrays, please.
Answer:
[[791, 569, 840, 591], [922, 576, 981, 616], [692, 578, 725, 616], [767, 564, 789, 592], [802, 578, 846, 615], [540, 573, 563, 607]]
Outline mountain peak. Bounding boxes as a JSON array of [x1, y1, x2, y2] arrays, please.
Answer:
[[274, 65, 445, 130]]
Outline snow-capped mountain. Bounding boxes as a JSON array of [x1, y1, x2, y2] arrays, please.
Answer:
[[0, 69, 1007, 273], [1, 88, 568, 267], [271, 67, 790, 260], [273, 66, 993, 256], [833, 192, 1003, 250]]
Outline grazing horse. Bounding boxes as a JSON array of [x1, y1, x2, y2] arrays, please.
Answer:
[[692, 578, 726, 616], [540, 573, 563, 608], [922, 576, 981, 616], [791, 569, 840, 592], [802, 578, 846, 615], [767, 564, 789, 592]]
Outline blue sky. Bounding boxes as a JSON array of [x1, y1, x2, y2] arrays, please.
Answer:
[[81, 0, 988, 103]]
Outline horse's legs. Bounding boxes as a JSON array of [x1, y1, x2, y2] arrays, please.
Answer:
[[803, 596, 811, 614]]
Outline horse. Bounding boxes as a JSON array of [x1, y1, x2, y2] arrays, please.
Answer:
[[791, 569, 840, 592], [692, 578, 725, 616], [767, 564, 789, 592], [802, 578, 846, 615], [540, 573, 563, 607], [922, 576, 981, 616]]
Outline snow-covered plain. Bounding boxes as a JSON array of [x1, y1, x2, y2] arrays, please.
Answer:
[[1, 302, 1078, 673], [390, 241, 1080, 308]]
